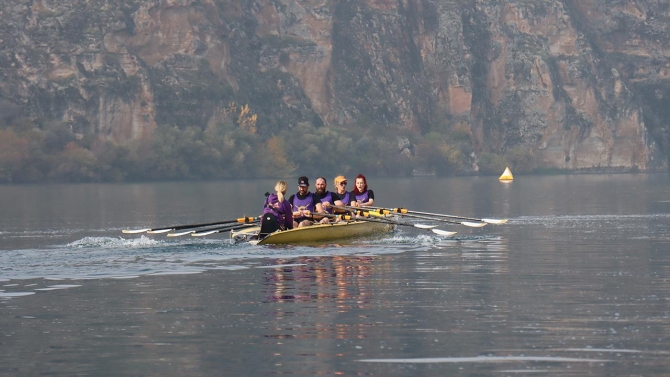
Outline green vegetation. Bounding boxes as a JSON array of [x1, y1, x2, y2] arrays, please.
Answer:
[[0, 103, 497, 183]]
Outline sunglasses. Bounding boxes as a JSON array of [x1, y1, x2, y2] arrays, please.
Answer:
[[339, 182, 347, 186]]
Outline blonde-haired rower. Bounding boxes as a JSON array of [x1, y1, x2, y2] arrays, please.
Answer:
[[259, 180, 294, 239]]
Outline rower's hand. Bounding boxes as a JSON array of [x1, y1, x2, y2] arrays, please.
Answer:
[[323, 202, 331, 208]]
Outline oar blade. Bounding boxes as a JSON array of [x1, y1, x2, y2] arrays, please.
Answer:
[[413, 223, 438, 229], [147, 228, 173, 234], [461, 221, 487, 228], [482, 218, 508, 224], [122, 228, 151, 234], [191, 230, 221, 237], [167, 230, 195, 237], [432, 229, 457, 237]]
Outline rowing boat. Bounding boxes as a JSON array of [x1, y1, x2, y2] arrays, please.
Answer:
[[231, 219, 395, 245]]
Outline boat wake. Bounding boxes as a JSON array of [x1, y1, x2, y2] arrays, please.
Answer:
[[0, 228, 506, 287], [67, 235, 163, 248], [0, 233, 375, 281]]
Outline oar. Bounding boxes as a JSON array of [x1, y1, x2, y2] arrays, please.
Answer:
[[367, 205, 508, 225], [328, 207, 435, 228], [167, 220, 259, 237], [351, 212, 457, 237], [368, 208, 486, 228], [191, 223, 259, 237], [329, 208, 456, 236], [122, 217, 259, 234]]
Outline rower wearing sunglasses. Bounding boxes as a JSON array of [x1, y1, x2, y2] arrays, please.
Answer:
[[332, 175, 352, 215]]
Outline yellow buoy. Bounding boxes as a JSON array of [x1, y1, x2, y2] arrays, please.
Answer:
[[499, 167, 513, 181]]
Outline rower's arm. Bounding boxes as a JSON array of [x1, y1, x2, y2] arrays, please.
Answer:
[[360, 198, 374, 207]]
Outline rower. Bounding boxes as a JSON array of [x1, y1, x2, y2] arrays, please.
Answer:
[[288, 176, 324, 227], [259, 180, 294, 239]]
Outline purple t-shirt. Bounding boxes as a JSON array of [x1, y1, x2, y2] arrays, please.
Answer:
[[264, 194, 294, 229]]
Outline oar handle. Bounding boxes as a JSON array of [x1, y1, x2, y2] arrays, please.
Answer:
[[332, 205, 369, 212], [321, 211, 380, 222], [319, 213, 363, 222], [358, 205, 408, 214], [333, 205, 387, 217], [367, 208, 398, 215], [328, 210, 402, 226]]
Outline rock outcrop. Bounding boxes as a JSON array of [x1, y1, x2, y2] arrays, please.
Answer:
[[1, 0, 668, 171]]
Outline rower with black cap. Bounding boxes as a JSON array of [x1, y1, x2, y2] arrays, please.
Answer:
[[288, 176, 324, 228]]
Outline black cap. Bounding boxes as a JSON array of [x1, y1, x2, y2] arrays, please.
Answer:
[[298, 176, 309, 187]]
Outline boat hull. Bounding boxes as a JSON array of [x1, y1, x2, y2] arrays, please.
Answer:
[[231, 220, 395, 245]]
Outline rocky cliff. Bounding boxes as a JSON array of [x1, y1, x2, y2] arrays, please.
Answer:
[[1, 0, 669, 173]]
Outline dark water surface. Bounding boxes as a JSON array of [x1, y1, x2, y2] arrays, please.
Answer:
[[1, 175, 669, 376]]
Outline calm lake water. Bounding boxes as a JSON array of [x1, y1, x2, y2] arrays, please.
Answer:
[[1, 174, 669, 376]]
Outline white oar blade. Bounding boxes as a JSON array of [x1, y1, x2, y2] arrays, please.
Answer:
[[191, 230, 220, 237], [167, 230, 195, 237], [413, 223, 438, 229], [122, 228, 151, 234], [483, 218, 508, 224], [461, 221, 487, 228], [432, 229, 457, 237], [147, 228, 173, 234]]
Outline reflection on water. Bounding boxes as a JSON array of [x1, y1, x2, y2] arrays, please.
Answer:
[[1, 175, 669, 375], [263, 256, 377, 305]]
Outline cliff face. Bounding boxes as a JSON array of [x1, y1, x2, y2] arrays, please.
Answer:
[[1, 0, 669, 171], [467, 0, 670, 170]]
